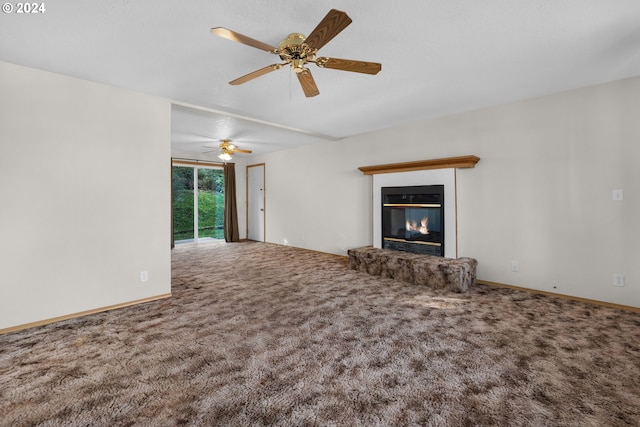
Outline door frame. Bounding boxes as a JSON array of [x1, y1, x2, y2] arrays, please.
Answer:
[[246, 163, 266, 242]]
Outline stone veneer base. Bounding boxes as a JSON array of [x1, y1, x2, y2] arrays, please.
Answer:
[[347, 246, 478, 293]]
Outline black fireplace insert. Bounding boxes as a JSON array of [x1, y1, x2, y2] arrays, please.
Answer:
[[381, 185, 444, 256]]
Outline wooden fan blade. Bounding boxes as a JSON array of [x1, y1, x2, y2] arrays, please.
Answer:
[[297, 69, 320, 97], [316, 57, 381, 75], [232, 148, 253, 154], [210, 27, 278, 52], [229, 64, 283, 85], [305, 9, 352, 51]]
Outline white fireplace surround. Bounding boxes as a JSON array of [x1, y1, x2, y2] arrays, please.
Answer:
[[373, 169, 457, 258]]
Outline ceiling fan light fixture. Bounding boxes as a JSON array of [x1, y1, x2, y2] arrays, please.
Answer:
[[218, 152, 232, 161], [292, 58, 305, 73]]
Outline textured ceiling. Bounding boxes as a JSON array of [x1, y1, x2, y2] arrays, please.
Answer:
[[1, 0, 639, 159]]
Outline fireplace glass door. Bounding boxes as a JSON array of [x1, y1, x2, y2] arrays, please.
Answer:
[[382, 185, 444, 256]]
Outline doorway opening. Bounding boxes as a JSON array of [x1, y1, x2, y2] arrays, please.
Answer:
[[172, 164, 224, 245]]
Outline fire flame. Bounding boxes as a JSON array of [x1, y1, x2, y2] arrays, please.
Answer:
[[406, 217, 429, 234]]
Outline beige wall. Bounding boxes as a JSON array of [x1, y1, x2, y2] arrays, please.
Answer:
[[250, 75, 640, 307], [1, 60, 636, 331], [0, 62, 172, 330]]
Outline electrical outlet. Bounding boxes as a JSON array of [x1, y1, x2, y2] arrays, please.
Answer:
[[140, 271, 149, 282], [614, 274, 625, 287], [511, 260, 520, 272]]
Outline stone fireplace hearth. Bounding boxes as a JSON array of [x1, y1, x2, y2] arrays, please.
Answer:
[[348, 246, 477, 292]]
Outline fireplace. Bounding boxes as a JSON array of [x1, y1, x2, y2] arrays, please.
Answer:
[[381, 185, 444, 256]]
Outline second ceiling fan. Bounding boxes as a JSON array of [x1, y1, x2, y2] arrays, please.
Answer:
[[211, 9, 382, 97], [203, 139, 252, 161]]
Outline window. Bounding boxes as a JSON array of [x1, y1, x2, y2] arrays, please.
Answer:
[[172, 162, 224, 244]]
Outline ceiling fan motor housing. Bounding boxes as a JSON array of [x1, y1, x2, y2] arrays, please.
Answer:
[[278, 33, 316, 73]]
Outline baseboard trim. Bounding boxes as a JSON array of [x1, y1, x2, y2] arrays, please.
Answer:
[[477, 280, 640, 313], [0, 293, 172, 335]]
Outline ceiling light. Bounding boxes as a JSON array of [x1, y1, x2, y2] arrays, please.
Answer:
[[218, 152, 232, 161]]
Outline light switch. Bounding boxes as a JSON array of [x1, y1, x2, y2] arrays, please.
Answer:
[[612, 189, 623, 201]]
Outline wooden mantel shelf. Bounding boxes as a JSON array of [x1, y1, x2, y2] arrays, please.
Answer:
[[358, 155, 480, 175]]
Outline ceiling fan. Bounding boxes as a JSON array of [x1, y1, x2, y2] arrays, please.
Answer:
[[211, 9, 382, 97], [203, 139, 252, 162]]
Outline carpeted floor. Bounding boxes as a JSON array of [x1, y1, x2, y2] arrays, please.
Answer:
[[1, 241, 640, 426]]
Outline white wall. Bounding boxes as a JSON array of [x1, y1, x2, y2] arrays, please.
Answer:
[[249, 140, 373, 254], [0, 61, 172, 330], [249, 75, 640, 307]]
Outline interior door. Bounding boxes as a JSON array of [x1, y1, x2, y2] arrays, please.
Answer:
[[247, 163, 265, 242]]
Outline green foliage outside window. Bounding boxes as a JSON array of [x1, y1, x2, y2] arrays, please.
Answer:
[[172, 167, 225, 241]]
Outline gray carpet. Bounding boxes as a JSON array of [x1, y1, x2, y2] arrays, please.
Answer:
[[1, 241, 639, 426]]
